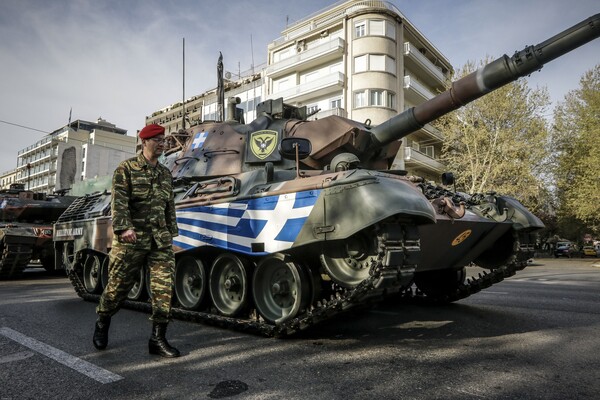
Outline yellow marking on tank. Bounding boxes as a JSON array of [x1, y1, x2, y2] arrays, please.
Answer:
[[452, 229, 472, 246]]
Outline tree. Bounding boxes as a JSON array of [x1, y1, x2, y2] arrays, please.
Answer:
[[436, 59, 551, 212], [551, 64, 600, 235]]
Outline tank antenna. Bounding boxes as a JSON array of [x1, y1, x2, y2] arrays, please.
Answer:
[[182, 37, 186, 131]]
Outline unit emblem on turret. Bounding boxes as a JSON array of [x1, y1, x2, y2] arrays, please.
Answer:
[[250, 130, 278, 160]]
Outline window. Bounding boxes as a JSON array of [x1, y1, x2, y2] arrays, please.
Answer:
[[355, 22, 366, 38], [423, 146, 435, 158], [387, 92, 396, 109], [354, 54, 396, 75], [370, 55, 385, 71], [355, 18, 396, 39], [307, 104, 319, 115], [330, 98, 341, 109], [386, 21, 396, 39], [369, 20, 384, 36], [354, 55, 367, 73], [276, 78, 291, 91], [303, 71, 319, 83], [354, 91, 367, 108], [371, 90, 384, 106], [353, 90, 396, 109], [386, 56, 396, 74], [329, 62, 342, 74]]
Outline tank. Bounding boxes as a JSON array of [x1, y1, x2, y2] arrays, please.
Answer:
[[54, 14, 600, 336], [0, 183, 76, 278]]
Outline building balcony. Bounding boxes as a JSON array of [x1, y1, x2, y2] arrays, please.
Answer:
[[18, 136, 55, 157], [266, 38, 345, 79], [403, 42, 446, 87], [404, 147, 445, 173], [309, 107, 347, 120], [269, 72, 345, 103], [403, 75, 435, 105], [415, 123, 444, 143]]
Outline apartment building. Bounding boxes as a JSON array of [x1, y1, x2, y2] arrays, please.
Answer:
[[0, 169, 17, 190], [264, 0, 452, 181], [15, 118, 136, 194], [147, 1, 452, 181]]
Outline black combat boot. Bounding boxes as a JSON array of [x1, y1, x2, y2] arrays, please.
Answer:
[[149, 322, 180, 358], [93, 315, 111, 350]]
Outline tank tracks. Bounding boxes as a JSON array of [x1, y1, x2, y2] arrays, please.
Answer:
[[67, 225, 534, 337]]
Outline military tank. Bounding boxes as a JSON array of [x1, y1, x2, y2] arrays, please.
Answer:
[[54, 14, 599, 336], [0, 183, 75, 278]]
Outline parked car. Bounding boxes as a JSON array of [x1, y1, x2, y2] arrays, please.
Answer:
[[582, 245, 598, 257], [554, 241, 576, 258]]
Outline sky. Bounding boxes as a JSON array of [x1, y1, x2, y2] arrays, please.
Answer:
[[0, 0, 598, 174]]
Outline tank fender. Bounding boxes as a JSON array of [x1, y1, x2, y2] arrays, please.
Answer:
[[497, 196, 544, 231], [294, 175, 436, 244]]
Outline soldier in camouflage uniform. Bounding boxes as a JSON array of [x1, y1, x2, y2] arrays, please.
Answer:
[[93, 124, 181, 358]]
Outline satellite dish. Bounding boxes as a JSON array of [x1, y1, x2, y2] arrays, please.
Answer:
[[224, 71, 232, 79]]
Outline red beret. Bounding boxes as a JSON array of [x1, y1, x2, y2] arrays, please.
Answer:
[[139, 124, 165, 139]]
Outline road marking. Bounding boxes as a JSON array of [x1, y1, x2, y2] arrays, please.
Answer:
[[0, 350, 35, 364], [0, 327, 123, 384]]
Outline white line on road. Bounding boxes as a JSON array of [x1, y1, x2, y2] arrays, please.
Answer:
[[0, 327, 123, 384]]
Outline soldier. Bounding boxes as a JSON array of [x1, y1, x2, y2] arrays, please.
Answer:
[[92, 124, 180, 358]]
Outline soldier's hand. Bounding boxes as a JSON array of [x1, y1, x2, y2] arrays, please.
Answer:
[[120, 229, 137, 243]]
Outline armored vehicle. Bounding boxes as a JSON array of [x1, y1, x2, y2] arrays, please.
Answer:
[[0, 183, 75, 278], [55, 14, 599, 336]]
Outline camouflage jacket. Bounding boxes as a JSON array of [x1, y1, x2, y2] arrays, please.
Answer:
[[111, 152, 178, 249]]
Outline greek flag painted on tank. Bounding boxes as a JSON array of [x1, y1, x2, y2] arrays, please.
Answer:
[[174, 190, 321, 255]]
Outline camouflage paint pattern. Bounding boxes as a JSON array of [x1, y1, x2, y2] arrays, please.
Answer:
[[97, 243, 175, 322], [97, 153, 178, 322]]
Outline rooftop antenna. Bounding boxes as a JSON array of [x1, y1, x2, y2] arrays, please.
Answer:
[[182, 37, 186, 131], [217, 52, 224, 121]]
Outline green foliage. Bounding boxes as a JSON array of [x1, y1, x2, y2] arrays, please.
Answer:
[[437, 58, 551, 212], [552, 64, 600, 235]]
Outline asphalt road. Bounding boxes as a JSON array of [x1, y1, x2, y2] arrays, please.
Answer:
[[1, 257, 599, 400]]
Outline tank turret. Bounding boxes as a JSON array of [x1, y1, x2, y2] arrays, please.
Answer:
[[0, 183, 76, 278]]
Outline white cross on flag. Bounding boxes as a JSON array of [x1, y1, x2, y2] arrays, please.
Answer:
[[192, 131, 209, 150]]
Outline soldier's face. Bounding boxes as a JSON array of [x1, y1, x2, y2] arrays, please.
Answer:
[[144, 135, 166, 156]]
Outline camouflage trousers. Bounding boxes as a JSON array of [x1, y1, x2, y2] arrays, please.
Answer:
[[97, 242, 175, 323]]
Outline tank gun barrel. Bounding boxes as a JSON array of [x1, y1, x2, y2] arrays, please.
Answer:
[[370, 13, 600, 148]]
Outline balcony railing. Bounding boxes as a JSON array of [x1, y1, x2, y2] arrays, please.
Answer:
[[403, 75, 435, 105], [403, 42, 445, 85], [270, 72, 345, 102], [420, 124, 444, 142], [266, 38, 345, 77], [404, 147, 445, 172], [18, 135, 55, 156]]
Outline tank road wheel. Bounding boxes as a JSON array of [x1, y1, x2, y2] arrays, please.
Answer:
[[174, 256, 207, 310], [209, 254, 252, 317], [252, 254, 311, 324], [126, 267, 147, 301], [414, 268, 466, 300], [82, 253, 102, 294], [319, 230, 378, 288]]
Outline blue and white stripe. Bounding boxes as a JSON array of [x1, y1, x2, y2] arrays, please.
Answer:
[[174, 190, 321, 255]]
